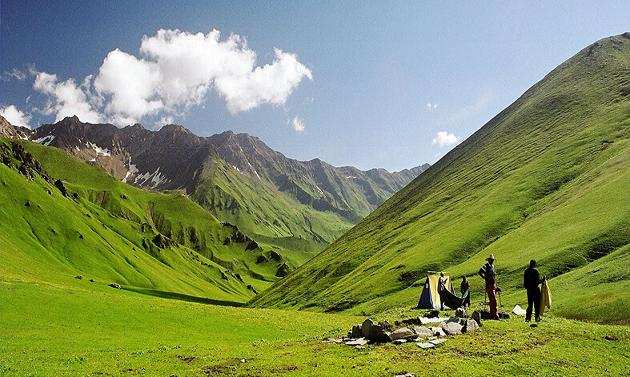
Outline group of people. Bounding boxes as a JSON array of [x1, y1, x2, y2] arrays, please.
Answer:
[[478, 254, 546, 321], [437, 254, 546, 322]]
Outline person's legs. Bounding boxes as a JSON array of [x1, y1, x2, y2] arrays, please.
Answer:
[[486, 287, 498, 319], [526, 289, 534, 322]]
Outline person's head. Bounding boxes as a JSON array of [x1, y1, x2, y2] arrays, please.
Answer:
[[462, 276, 467, 282], [487, 254, 495, 264], [529, 259, 537, 268], [440, 272, 445, 277]]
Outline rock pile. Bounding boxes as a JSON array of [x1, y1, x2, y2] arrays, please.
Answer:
[[341, 309, 482, 349]]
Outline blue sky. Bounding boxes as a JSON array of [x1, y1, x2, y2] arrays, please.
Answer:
[[1, 1, 628, 170]]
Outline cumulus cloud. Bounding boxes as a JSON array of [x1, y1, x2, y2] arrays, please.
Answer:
[[0, 105, 31, 129], [425, 102, 438, 111], [291, 116, 305, 132], [432, 131, 459, 147], [26, 28, 311, 126], [33, 72, 102, 123]]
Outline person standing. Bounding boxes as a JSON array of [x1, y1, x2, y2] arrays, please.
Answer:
[[478, 255, 499, 319], [523, 259, 544, 322], [460, 276, 471, 307], [438, 272, 447, 310]]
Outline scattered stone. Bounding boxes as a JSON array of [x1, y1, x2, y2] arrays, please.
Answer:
[[74, 275, 83, 280], [604, 334, 618, 341], [447, 317, 467, 326], [411, 325, 433, 338], [420, 316, 449, 325], [416, 342, 435, 349], [530, 323, 538, 328], [390, 327, 416, 341], [24, 200, 31, 207], [471, 310, 482, 327], [512, 305, 526, 316], [455, 307, 467, 318], [463, 319, 479, 333], [429, 338, 447, 346], [441, 321, 463, 335], [89, 279, 96, 283], [361, 318, 391, 342], [430, 327, 446, 338], [344, 338, 368, 346], [108, 282, 121, 289], [395, 373, 415, 377], [392, 339, 407, 345]]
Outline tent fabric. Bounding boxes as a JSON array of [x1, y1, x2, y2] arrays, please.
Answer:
[[441, 288, 470, 309], [416, 275, 454, 309], [539, 280, 552, 315]]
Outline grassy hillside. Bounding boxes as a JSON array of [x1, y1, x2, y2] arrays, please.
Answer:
[[0, 138, 291, 302], [252, 34, 630, 323]]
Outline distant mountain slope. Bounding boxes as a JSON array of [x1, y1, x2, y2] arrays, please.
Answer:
[[28, 117, 428, 265], [0, 136, 296, 302], [252, 33, 630, 323]]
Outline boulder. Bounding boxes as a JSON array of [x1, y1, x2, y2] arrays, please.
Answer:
[[430, 327, 446, 337], [349, 325, 362, 339], [429, 338, 447, 346], [463, 319, 479, 333], [447, 317, 467, 326], [344, 338, 368, 346], [412, 326, 434, 338], [361, 319, 375, 338], [455, 307, 467, 318], [360, 319, 391, 342], [390, 327, 416, 341], [441, 321, 463, 335]]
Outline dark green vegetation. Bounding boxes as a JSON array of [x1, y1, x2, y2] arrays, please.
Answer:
[[0, 137, 291, 302], [254, 34, 630, 324]]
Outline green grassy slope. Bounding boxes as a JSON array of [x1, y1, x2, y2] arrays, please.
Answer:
[[252, 34, 630, 322], [0, 138, 289, 302], [1, 279, 628, 376]]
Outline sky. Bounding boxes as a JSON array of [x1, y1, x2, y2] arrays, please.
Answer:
[[1, 1, 629, 171]]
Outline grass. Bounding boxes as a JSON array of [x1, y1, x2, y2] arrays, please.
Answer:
[[252, 34, 630, 323], [0, 279, 628, 376]]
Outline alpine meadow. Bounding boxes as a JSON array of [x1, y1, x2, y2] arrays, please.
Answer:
[[0, 3, 628, 376]]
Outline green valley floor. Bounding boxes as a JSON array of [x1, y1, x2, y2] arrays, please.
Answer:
[[0, 278, 628, 376]]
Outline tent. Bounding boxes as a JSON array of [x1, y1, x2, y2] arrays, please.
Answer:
[[416, 274, 454, 309]]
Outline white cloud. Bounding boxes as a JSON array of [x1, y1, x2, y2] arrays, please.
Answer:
[[33, 72, 102, 123], [94, 49, 163, 124], [25, 28, 311, 126], [2, 68, 27, 81], [432, 131, 459, 147], [0, 105, 31, 129], [425, 102, 438, 111], [291, 116, 305, 132]]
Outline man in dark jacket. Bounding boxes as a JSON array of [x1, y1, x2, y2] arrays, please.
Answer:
[[460, 276, 471, 307], [523, 259, 544, 322], [478, 254, 499, 319]]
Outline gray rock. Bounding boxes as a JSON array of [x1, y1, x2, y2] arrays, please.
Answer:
[[429, 338, 447, 346], [416, 342, 435, 349], [392, 339, 408, 345], [441, 321, 463, 335], [412, 326, 434, 338], [108, 282, 121, 289], [344, 338, 368, 346], [430, 327, 446, 337], [361, 319, 374, 339], [395, 373, 415, 377], [463, 319, 479, 333], [390, 327, 416, 341]]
